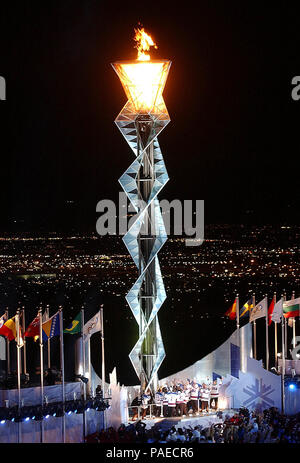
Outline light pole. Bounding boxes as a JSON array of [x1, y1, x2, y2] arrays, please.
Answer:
[[112, 29, 171, 394]]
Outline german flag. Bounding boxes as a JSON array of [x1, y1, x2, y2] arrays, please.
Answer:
[[239, 298, 253, 319], [224, 300, 237, 320]]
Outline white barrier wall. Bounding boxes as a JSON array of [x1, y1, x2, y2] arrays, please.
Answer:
[[221, 357, 282, 412], [0, 410, 104, 443], [159, 323, 252, 386]]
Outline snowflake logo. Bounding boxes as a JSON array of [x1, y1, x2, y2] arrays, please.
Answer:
[[242, 378, 275, 409]]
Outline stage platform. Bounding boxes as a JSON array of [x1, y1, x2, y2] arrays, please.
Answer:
[[128, 410, 236, 431]]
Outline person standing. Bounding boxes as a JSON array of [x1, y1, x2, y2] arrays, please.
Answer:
[[167, 386, 177, 417], [162, 387, 169, 417], [182, 386, 190, 417], [190, 381, 199, 415], [176, 387, 184, 416], [200, 383, 210, 413], [155, 388, 163, 417], [141, 390, 151, 419], [210, 380, 220, 410]]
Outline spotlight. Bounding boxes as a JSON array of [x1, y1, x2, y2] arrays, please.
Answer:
[[289, 384, 296, 391], [8, 407, 18, 422], [43, 403, 54, 420], [93, 397, 110, 412], [33, 406, 43, 421], [65, 401, 76, 415], [20, 406, 35, 422], [74, 400, 84, 414], [85, 399, 93, 412], [54, 403, 64, 418]]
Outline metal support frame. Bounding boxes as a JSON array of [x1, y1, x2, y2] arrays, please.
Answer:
[[115, 97, 170, 394]]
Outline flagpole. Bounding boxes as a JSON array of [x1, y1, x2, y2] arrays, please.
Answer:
[[47, 305, 51, 369], [100, 304, 106, 431], [59, 307, 65, 443], [292, 291, 296, 349], [281, 294, 285, 414], [22, 307, 27, 375], [39, 308, 44, 443], [283, 291, 287, 357], [5, 308, 10, 375], [16, 309, 22, 443], [252, 293, 256, 360], [81, 308, 86, 442], [274, 293, 278, 370], [100, 305, 105, 396], [236, 294, 241, 369], [265, 295, 269, 371], [88, 336, 92, 397]]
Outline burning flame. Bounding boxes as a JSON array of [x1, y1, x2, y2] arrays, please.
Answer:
[[134, 27, 158, 61], [112, 26, 170, 113]]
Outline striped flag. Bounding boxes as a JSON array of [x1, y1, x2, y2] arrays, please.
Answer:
[[283, 298, 300, 319], [224, 299, 237, 320], [0, 316, 16, 341]]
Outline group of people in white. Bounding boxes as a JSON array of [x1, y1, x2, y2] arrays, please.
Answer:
[[134, 377, 222, 420]]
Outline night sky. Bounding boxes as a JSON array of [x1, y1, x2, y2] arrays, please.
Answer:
[[0, 2, 299, 232]]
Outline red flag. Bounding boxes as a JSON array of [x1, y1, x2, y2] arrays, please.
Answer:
[[225, 300, 237, 320], [268, 297, 275, 326], [24, 314, 40, 339]]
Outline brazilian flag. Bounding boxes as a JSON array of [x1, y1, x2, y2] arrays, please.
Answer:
[[64, 312, 81, 335]]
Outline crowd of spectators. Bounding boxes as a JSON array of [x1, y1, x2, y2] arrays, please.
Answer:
[[85, 407, 300, 444]]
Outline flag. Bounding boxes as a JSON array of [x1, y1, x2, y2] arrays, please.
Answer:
[[224, 300, 237, 320], [64, 312, 81, 335], [0, 313, 7, 329], [25, 314, 40, 339], [83, 311, 101, 342], [283, 297, 300, 319], [42, 311, 60, 342], [249, 297, 268, 323], [268, 297, 275, 326], [239, 298, 253, 318], [271, 299, 283, 323], [0, 316, 16, 341]]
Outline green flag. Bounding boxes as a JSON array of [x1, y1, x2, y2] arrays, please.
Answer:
[[63, 312, 81, 334]]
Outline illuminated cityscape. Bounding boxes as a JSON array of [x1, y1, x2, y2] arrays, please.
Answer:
[[1, 224, 299, 385]]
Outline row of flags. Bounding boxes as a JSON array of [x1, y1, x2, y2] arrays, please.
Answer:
[[225, 295, 300, 325], [0, 309, 102, 344]]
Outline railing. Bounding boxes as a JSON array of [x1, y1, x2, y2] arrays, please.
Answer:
[[127, 400, 219, 421]]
